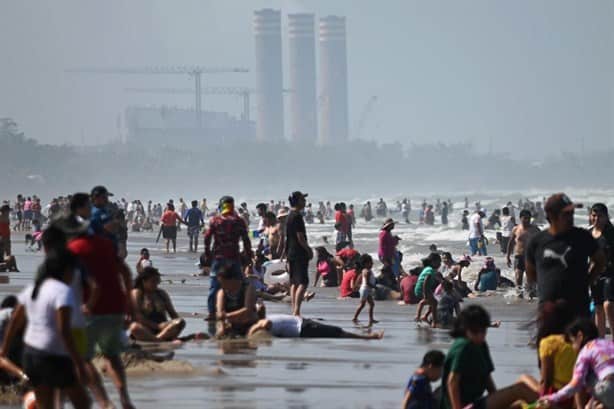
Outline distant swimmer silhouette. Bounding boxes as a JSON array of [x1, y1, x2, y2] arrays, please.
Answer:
[[543, 246, 572, 268]]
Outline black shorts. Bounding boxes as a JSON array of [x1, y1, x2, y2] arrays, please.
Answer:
[[591, 276, 614, 305], [23, 346, 77, 388], [288, 259, 309, 286], [162, 225, 177, 240], [514, 255, 526, 272], [300, 319, 344, 338]]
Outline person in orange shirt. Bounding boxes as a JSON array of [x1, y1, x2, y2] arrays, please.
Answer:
[[160, 203, 186, 253]]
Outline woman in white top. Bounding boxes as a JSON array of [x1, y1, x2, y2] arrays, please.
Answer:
[[1, 249, 91, 408]]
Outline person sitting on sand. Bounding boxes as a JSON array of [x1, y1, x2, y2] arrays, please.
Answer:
[[216, 263, 258, 338], [539, 319, 614, 409], [399, 267, 421, 305], [402, 350, 445, 409], [437, 280, 461, 329], [129, 267, 186, 342], [247, 311, 383, 340], [474, 257, 501, 293], [339, 262, 361, 299], [517, 301, 575, 408], [440, 305, 536, 409], [314, 247, 338, 287]]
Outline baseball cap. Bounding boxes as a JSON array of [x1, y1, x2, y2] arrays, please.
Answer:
[[544, 193, 582, 215], [91, 185, 114, 197]]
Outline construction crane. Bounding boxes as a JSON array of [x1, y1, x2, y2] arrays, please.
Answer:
[[66, 66, 249, 128], [124, 86, 254, 121]]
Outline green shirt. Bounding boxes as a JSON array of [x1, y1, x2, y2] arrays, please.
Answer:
[[414, 266, 436, 297], [440, 338, 494, 409]]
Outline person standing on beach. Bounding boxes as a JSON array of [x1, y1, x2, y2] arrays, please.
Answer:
[[468, 209, 487, 256], [587, 203, 614, 340], [66, 196, 136, 409], [285, 191, 313, 316], [203, 196, 253, 321], [506, 209, 540, 299], [184, 200, 204, 253], [160, 203, 185, 254], [526, 193, 606, 335], [378, 218, 399, 284]]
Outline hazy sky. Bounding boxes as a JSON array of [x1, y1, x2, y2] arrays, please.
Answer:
[[1, 1, 613, 158]]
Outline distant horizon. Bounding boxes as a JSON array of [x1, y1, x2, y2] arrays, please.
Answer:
[[1, 1, 612, 160]]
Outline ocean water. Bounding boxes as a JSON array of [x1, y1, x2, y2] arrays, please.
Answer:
[[0, 189, 608, 408]]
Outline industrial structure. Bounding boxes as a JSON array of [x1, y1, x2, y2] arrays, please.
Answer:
[[288, 13, 318, 144], [67, 11, 350, 148], [318, 16, 349, 145], [124, 106, 254, 147], [253, 9, 285, 142]]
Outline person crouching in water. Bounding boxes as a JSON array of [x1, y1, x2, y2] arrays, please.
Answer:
[[216, 261, 258, 338], [352, 254, 378, 326]]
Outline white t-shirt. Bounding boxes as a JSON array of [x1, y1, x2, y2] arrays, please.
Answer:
[[18, 279, 75, 356], [468, 213, 483, 239], [500, 216, 514, 238], [268, 314, 303, 337]]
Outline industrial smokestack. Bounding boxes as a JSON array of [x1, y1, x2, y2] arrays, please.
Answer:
[[288, 13, 317, 144], [319, 16, 349, 145], [254, 9, 284, 142]]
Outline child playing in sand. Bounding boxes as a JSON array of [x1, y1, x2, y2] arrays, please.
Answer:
[[414, 253, 442, 327], [437, 280, 461, 328], [402, 350, 445, 409], [539, 319, 614, 409], [352, 254, 377, 326]]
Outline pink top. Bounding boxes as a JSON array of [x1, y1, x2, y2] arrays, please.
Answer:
[[317, 260, 331, 277], [378, 229, 396, 260], [24, 201, 32, 211], [548, 339, 614, 403]]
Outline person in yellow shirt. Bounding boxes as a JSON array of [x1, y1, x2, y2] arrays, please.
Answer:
[[518, 301, 577, 408]]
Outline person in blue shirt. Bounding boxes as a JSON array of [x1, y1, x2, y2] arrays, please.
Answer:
[[184, 200, 204, 253], [402, 350, 445, 409]]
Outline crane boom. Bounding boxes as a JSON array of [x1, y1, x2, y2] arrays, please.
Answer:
[[65, 65, 249, 128]]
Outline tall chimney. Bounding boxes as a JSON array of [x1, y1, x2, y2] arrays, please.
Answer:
[[319, 16, 349, 145], [254, 9, 284, 142], [288, 13, 317, 144]]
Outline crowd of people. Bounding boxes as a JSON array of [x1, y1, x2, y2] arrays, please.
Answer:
[[0, 189, 613, 408]]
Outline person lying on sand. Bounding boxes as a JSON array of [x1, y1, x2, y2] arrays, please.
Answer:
[[248, 313, 383, 340]]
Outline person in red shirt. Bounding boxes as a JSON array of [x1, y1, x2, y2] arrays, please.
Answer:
[[62, 196, 135, 409], [339, 268, 360, 298], [399, 267, 421, 305], [203, 196, 252, 320], [160, 203, 186, 253], [334, 203, 351, 247]]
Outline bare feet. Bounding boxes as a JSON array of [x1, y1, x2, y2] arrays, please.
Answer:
[[372, 330, 384, 339]]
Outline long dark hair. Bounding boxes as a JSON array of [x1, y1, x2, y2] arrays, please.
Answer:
[[134, 267, 161, 291], [566, 318, 599, 348], [450, 305, 491, 338], [32, 249, 78, 300]]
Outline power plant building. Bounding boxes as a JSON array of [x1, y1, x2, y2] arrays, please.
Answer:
[[288, 13, 318, 143], [253, 9, 284, 142], [318, 16, 349, 145]]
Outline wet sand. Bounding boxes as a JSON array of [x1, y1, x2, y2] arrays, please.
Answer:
[[0, 217, 542, 408]]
